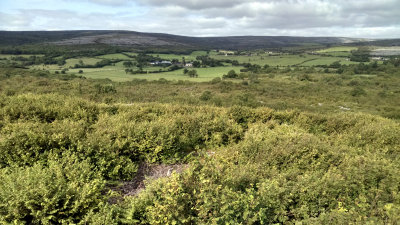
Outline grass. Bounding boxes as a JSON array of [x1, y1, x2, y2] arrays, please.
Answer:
[[122, 52, 138, 57], [129, 66, 243, 82], [320, 51, 352, 57], [70, 65, 243, 82], [316, 46, 358, 53], [69, 66, 131, 82], [96, 53, 132, 60], [65, 57, 103, 67], [211, 54, 324, 66], [0, 54, 44, 59], [14, 50, 380, 83], [149, 51, 208, 61], [30, 64, 63, 70], [29, 57, 106, 71], [299, 57, 358, 66]]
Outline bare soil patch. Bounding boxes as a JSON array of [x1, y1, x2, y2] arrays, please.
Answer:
[[109, 163, 187, 198]]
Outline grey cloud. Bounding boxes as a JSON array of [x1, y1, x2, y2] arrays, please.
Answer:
[[1, 0, 399, 38], [193, 0, 398, 29], [88, 0, 129, 6], [63, 0, 131, 6], [136, 0, 253, 10], [1, 9, 126, 30], [0, 12, 32, 30]]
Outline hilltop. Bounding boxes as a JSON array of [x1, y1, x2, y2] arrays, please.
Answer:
[[0, 30, 370, 50]]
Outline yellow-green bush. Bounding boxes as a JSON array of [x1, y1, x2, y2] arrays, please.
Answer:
[[1, 91, 399, 224], [0, 154, 106, 224], [126, 118, 400, 224]]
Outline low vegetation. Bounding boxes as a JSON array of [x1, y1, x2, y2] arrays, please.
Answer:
[[0, 42, 399, 223]]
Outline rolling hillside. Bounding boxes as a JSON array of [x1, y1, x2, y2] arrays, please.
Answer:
[[0, 30, 366, 49]]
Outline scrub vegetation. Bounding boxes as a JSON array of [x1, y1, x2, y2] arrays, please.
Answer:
[[0, 41, 400, 224]]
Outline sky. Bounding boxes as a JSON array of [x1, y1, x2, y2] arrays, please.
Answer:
[[0, 0, 399, 38]]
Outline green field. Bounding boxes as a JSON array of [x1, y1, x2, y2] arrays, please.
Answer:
[[96, 53, 132, 60], [65, 57, 103, 67], [13, 50, 376, 83], [1, 48, 386, 83], [149, 51, 208, 61], [69, 67, 130, 81], [72, 65, 243, 82], [0, 54, 44, 59], [211, 53, 338, 66], [30, 64, 63, 70], [316, 46, 358, 53], [129, 66, 243, 82], [299, 57, 358, 66], [122, 52, 138, 57]]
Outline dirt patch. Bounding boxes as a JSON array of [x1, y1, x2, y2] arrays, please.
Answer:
[[110, 163, 187, 198]]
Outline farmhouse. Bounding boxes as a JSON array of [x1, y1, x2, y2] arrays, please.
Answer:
[[150, 61, 172, 66], [161, 60, 172, 65], [185, 63, 193, 67]]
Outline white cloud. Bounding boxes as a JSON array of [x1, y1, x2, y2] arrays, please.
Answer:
[[136, 0, 253, 10], [0, 0, 399, 38], [0, 12, 32, 30]]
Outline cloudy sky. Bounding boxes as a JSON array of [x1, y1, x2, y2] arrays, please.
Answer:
[[0, 0, 399, 38]]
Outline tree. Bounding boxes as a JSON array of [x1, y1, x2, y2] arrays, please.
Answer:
[[187, 69, 198, 78], [183, 68, 189, 74], [192, 61, 201, 68], [123, 61, 134, 68], [223, 70, 238, 79], [125, 68, 132, 74], [232, 60, 239, 66], [350, 47, 370, 62], [329, 61, 341, 69]]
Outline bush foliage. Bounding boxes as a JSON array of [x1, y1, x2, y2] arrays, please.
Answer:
[[0, 92, 399, 223], [0, 62, 400, 223]]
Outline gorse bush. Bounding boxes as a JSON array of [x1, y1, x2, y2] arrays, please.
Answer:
[[88, 105, 243, 164], [0, 119, 87, 167], [0, 91, 399, 224], [1, 49, 400, 223], [0, 153, 106, 224], [126, 119, 400, 224], [0, 94, 244, 180], [0, 93, 99, 123]]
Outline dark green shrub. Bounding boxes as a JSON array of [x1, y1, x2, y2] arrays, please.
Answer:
[[350, 87, 367, 96], [210, 77, 221, 84], [199, 90, 213, 101]]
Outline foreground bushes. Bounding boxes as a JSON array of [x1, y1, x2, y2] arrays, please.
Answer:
[[126, 120, 400, 224], [0, 93, 399, 224], [0, 94, 243, 180], [0, 154, 106, 224]]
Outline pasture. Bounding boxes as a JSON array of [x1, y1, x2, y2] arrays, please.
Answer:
[[70, 65, 243, 82], [0, 54, 44, 59], [0, 47, 386, 83], [149, 51, 208, 61], [128, 66, 243, 82], [97, 53, 132, 60], [299, 57, 358, 66], [210, 53, 354, 66], [65, 57, 103, 67], [316, 46, 357, 53]]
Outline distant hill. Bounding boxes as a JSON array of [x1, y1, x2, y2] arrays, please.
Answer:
[[367, 39, 400, 47], [0, 30, 386, 50]]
